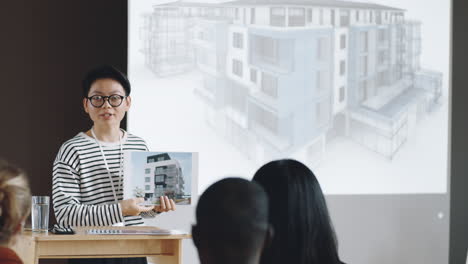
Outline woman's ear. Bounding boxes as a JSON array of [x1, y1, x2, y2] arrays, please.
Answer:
[[83, 98, 89, 113], [125, 95, 132, 111]]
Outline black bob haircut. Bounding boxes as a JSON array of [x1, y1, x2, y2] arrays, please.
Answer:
[[82, 65, 131, 97], [252, 159, 341, 264]]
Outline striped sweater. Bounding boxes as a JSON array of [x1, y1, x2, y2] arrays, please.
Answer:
[[52, 130, 148, 227]]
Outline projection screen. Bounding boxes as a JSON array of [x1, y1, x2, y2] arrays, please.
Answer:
[[128, 0, 451, 263]]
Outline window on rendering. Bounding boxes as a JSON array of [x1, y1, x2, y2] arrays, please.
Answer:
[[331, 10, 336, 27], [243, 8, 247, 24], [378, 28, 387, 43], [145, 177, 151, 183], [263, 37, 277, 60], [360, 31, 368, 52], [340, 34, 346, 49], [254, 35, 279, 64], [232, 59, 243, 77], [251, 8, 256, 24], [317, 37, 329, 60], [359, 80, 368, 102], [288, 8, 306, 27], [233, 32, 243, 49], [155, 175, 165, 182], [319, 9, 324, 25], [316, 70, 329, 91], [376, 11, 382, 24], [339, 86, 345, 102], [261, 72, 278, 98], [307, 8, 313, 23], [378, 50, 387, 65], [271, 7, 286, 27], [156, 185, 164, 194], [145, 168, 151, 174], [250, 68, 257, 83], [339, 10, 350, 27], [340, 60, 346, 76], [360, 55, 368, 76]]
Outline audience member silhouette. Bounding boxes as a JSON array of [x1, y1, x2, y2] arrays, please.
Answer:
[[253, 159, 344, 264], [192, 177, 272, 264]]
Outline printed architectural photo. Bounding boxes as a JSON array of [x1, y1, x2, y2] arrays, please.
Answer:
[[128, 0, 450, 194], [124, 151, 195, 205]]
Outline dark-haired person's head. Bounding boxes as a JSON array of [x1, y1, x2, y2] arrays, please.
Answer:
[[82, 65, 132, 129], [82, 65, 131, 97], [0, 160, 31, 247], [252, 159, 342, 264], [192, 178, 272, 264]]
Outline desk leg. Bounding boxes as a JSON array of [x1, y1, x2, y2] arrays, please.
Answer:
[[148, 239, 182, 264]]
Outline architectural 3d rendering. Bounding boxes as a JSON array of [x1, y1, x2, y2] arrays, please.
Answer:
[[140, 0, 443, 163]]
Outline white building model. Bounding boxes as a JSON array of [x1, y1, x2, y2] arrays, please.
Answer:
[[143, 153, 186, 201]]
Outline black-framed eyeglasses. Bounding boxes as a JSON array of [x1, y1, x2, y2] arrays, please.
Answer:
[[86, 94, 127, 108]]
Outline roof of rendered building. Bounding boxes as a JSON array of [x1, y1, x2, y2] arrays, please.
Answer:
[[156, 0, 404, 11]]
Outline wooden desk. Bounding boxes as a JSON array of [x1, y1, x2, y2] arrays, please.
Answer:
[[13, 226, 191, 264]]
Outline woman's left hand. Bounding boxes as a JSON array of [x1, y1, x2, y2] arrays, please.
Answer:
[[154, 196, 176, 213]]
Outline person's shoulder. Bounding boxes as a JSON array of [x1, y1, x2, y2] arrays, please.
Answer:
[[125, 131, 147, 144], [125, 132, 149, 150], [126, 132, 145, 141], [56, 133, 91, 159], [60, 133, 91, 150], [0, 246, 23, 264], [62, 132, 88, 145]]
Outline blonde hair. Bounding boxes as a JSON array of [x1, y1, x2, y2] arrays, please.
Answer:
[[0, 160, 31, 244]]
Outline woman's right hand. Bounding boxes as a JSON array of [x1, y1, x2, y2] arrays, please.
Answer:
[[119, 197, 153, 216]]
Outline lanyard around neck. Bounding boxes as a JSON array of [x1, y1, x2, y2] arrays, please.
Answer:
[[91, 127, 123, 204]]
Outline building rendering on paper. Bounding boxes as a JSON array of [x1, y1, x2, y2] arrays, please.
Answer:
[[140, 0, 442, 162], [143, 153, 186, 200]]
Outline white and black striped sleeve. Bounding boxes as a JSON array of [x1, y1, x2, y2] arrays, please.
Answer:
[[52, 146, 124, 227]]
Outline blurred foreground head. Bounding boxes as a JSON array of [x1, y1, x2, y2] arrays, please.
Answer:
[[193, 177, 271, 264], [0, 160, 31, 246]]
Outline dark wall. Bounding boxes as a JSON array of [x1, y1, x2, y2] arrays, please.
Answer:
[[450, 0, 468, 263], [0, 0, 127, 225]]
